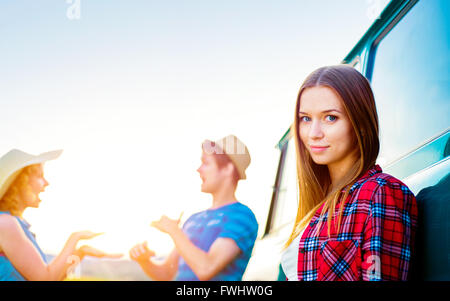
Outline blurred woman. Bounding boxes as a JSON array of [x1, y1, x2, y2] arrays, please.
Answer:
[[0, 149, 121, 281], [281, 65, 418, 281]]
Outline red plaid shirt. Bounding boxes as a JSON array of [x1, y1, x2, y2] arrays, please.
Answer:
[[296, 165, 418, 281]]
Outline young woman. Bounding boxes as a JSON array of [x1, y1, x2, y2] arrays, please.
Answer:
[[0, 149, 121, 281], [281, 65, 418, 281]]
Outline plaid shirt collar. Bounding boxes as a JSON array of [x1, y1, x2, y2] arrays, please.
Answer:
[[348, 164, 382, 194], [310, 165, 383, 221]]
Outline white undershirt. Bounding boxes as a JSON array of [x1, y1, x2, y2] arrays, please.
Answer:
[[280, 228, 305, 281]]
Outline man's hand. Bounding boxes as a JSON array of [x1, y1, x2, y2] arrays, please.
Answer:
[[129, 241, 155, 263], [151, 215, 182, 236]]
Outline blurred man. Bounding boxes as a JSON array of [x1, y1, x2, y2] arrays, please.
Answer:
[[130, 135, 258, 280]]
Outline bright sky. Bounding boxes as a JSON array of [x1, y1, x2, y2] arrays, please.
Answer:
[[0, 0, 389, 257]]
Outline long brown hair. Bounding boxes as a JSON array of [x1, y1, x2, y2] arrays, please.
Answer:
[[286, 65, 379, 246]]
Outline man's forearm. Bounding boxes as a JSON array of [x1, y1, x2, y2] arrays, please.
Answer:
[[137, 258, 175, 281], [170, 228, 213, 280]]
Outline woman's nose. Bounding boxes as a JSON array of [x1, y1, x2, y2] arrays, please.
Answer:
[[309, 120, 324, 139]]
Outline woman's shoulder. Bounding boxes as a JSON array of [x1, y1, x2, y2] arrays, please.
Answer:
[[361, 170, 413, 193], [0, 213, 21, 231], [355, 168, 416, 211]]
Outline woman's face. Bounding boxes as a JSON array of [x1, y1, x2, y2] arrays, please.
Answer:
[[22, 164, 49, 208], [298, 86, 359, 173]]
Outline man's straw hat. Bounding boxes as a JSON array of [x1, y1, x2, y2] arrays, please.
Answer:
[[202, 135, 251, 180]]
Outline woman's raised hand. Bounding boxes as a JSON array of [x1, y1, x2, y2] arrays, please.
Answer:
[[71, 230, 104, 241], [75, 245, 123, 261]]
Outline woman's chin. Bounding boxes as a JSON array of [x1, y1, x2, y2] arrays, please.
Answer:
[[311, 158, 329, 166], [29, 198, 41, 208]]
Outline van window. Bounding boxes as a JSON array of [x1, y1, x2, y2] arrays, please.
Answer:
[[270, 140, 298, 233], [370, 0, 450, 170]]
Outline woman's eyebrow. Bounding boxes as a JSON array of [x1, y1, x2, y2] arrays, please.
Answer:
[[298, 109, 342, 114], [322, 109, 342, 114]]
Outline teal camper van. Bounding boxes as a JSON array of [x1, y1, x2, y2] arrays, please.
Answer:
[[243, 0, 450, 281]]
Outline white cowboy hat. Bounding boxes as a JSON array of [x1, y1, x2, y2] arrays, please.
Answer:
[[0, 149, 63, 200]]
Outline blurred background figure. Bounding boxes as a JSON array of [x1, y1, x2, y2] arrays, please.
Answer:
[[130, 135, 258, 280], [0, 149, 122, 281]]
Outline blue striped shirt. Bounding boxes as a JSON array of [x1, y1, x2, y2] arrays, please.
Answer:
[[175, 202, 258, 281]]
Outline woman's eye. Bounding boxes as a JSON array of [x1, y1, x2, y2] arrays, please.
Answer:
[[325, 115, 337, 122], [300, 116, 311, 122]]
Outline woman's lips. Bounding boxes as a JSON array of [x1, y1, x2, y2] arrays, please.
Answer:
[[309, 145, 329, 153]]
